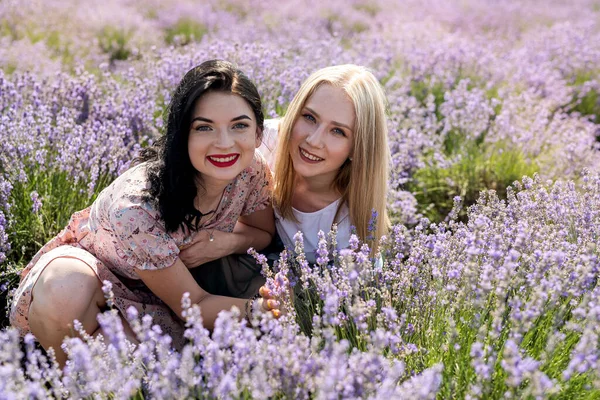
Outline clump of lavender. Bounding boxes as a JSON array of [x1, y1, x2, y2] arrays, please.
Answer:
[[29, 191, 42, 214], [0, 211, 9, 265], [0, 274, 447, 398], [273, 172, 600, 397], [366, 209, 378, 242]]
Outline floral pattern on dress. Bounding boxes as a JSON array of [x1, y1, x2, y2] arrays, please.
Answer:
[[10, 152, 272, 350]]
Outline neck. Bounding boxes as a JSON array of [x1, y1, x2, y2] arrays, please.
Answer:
[[292, 174, 341, 211], [294, 173, 336, 195], [194, 175, 229, 213]]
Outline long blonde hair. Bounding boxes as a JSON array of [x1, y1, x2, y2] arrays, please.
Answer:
[[273, 64, 391, 251]]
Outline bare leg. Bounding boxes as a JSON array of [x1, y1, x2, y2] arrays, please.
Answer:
[[28, 257, 110, 367], [90, 314, 139, 345]]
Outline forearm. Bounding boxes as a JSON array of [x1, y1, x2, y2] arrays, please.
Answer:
[[195, 294, 250, 330], [231, 222, 273, 252]]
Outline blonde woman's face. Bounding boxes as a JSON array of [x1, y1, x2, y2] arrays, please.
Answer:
[[289, 84, 355, 184]]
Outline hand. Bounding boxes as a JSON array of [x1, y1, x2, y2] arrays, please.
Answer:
[[254, 278, 292, 319], [178, 230, 233, 269], [252, 286, 283, 319]]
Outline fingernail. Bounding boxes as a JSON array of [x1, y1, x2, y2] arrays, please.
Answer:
[[259, 286, 268, 297], [272, 309, 281, 318], [267, 299, 279, 309]]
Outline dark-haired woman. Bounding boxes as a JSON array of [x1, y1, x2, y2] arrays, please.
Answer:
[[10, 60, 283, 366]]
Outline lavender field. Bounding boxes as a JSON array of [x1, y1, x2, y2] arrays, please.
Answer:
[[1, 0, 600, 398]]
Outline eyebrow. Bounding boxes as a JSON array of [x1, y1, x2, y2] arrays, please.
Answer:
[[191, 115, 252, 124], [304, 107, 353, 131]]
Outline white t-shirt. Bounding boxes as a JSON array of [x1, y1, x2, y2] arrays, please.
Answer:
[[259, 119, 353, 264], [275, 198, 352, 264]]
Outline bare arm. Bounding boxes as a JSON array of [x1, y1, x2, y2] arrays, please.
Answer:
[[232, 205, 275, 252], [135, 257, 283, 329], [135, 258, 250, 330]]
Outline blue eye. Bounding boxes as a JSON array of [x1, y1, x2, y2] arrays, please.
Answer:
[[332, 128, 346, 137], [303, 114, 316, 123], [233, 123, 249, 130], [195, 125, 212, 132]]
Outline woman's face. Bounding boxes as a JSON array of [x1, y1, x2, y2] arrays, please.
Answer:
[[188, 91, 260, 187], [289, 84, 355, 185]]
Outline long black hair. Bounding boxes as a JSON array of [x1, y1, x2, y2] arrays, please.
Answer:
[[136, 60, 265, 233]]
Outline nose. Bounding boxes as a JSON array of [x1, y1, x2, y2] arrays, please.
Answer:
[[214, 128, 235, 148], [305, 124, 325, 149]]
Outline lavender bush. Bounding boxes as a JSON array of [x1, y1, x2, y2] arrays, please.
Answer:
[[1, 173, 599, 398], [1, 0, 600, 397]]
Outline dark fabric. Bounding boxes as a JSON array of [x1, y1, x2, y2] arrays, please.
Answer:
[[190, 232, 285, 298]]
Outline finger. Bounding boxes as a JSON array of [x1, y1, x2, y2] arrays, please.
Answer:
[[260, 298, 280, 312], [259, 286, 272, 299], [265, 299, 279, 310], [260, 298, 270, 312], [271, 309, 281, 319]]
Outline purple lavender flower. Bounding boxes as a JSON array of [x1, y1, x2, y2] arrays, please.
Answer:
[[367, 209, 377, 241], [30, 190, 42, 213], [316, 230, 329, 267], [0, 211, 9, 264]]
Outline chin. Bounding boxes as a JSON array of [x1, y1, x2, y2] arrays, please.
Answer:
[[298, 168, 322, 179]]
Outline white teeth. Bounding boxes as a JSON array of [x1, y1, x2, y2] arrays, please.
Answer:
[[209, 155, 237, 162], [300, 148, 323, 161]]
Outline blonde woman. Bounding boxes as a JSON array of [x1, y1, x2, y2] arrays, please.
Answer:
[[264, 64, 391, 262]]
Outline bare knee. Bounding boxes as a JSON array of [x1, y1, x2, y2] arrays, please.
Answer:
[[29, 257, 105, 328]]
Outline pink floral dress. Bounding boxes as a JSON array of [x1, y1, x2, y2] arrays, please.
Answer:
[[10, 154, 271, 349]]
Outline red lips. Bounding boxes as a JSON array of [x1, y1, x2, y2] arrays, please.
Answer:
[[207, 153, 240, 167]]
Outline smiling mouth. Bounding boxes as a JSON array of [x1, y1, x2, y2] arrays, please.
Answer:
[[207, 154, 240, 167], [299, 147, 324, 162]]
